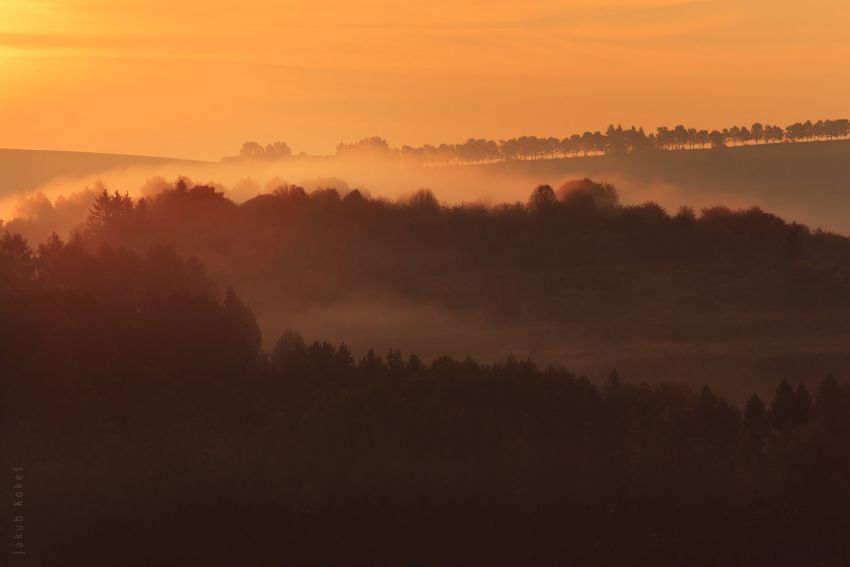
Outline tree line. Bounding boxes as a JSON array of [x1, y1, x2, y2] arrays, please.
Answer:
[[7, 176, 850, 400], [2, 221, 850, 564], [234, 118, 850, 165], [62, 179, 850, 337]]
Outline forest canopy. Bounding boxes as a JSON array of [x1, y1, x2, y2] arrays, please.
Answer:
[[5, 176, 850, 401], [2, 218, 850, 565]]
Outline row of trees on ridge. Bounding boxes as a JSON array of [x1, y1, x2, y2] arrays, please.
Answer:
[[235, 118, 850, 165]]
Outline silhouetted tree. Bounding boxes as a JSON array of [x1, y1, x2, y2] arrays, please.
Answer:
[[708, 130, 726, 149], [87, 188, 135, 235], [744, 394, 768, 453], [527, 184, 557, 212], [240, 141, 264, 157], [771, 378, 798, 437]]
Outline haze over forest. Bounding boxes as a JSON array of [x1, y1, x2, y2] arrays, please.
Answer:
[[3, 120, 850, 239], [3, 0, 850, 564], [3, 122, 850, 404], [4, 172, 850, 564]]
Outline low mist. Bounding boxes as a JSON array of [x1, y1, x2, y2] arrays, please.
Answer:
[[6, 142, 850, 244]]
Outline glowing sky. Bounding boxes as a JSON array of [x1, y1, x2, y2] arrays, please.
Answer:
[[1, 0, 848, 159]]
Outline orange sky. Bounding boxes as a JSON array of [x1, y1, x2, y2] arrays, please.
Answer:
[[1, 0, 848, 160]]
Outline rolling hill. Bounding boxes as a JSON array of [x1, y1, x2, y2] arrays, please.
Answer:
[[468, 139, 850, 235], [0, 148, 201, 198]]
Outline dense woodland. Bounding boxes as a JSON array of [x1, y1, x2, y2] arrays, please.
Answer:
[[6, 177, 850, 403], [2, 221, 850, 565], [235, 118, 850, 165], [20, 177, 850, 342]]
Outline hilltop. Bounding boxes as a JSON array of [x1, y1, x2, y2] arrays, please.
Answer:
[[0, 148, 201, 198]]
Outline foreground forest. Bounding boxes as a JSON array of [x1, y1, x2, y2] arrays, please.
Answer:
[[8, 176, 850, 400], [1, 228, 849, 565]]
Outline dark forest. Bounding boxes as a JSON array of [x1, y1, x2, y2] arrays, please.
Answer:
[[5, 2, 850, 564], [9, 177, 849, 397], [3, 179, 850, 565]]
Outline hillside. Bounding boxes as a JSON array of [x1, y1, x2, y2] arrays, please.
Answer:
[[28, 178, 848, 403], [4, 140, 850, 235], [0, 148, 199, 198], [4, 227, 849, 565], [467, 139, 850, 235]]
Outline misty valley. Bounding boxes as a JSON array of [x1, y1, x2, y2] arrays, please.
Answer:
[[3, 174, 850, 565], [5, 0, 850, 562]]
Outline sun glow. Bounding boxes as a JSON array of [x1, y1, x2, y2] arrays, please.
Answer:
[[0, 0, 849, 159]]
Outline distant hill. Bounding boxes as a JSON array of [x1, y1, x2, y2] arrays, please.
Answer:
[[5, 140, 850, 234], [468, 139, 850, 235], [0, 148, 201, 198]]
